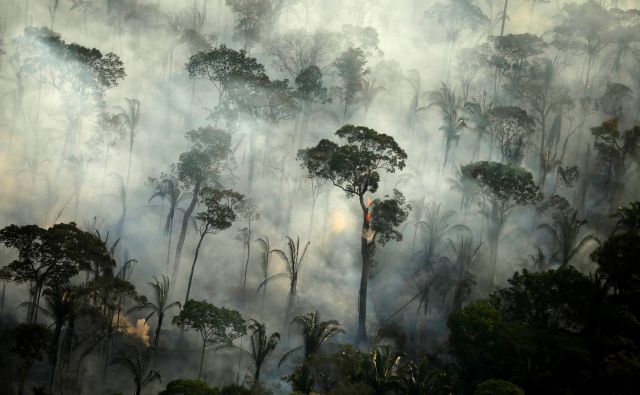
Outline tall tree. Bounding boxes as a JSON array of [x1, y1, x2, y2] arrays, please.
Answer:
[[255, 236, 275, 302], [172, 127, 234, 285], [538, 197, 599, 267], [173, 299, 246, 379], [334, 47, 368, 122], [461, 161, 542, 285], [226, 0, 274, 52], [116, 98, 142, 195], [553, 1, 614, 90], [259, 236, 310, 327], [486, 106, 535, 164], [298, 125, 409, 343], [111, 342, 161, 395], [246, 319, 280, 383], [590, 119, 640, 208], [279, 309, 344, 366], [185, 188, 244, 304], [426, 0, 488, 82], [130, 275, 181, 346], [428, 83, 466, 169], [0, 223, 114, 323]]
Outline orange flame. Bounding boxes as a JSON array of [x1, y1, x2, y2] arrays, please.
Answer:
[[112, 313, 150, 346], [364, 198, 373, 225]]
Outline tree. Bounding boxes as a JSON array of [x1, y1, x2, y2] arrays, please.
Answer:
[[596, 82, 633, 120], [247, 319, 280, 383], [131, 275, 181, 346], [428, 83, 465, 169], [464, 97, 492, 160], [295, 65, 329, 139], [226, 0, 274, 52], [361, 345, 404, 395], [259, 236, 309, 326], [449, 235, 482, 312], [269, 29, 337, 79], [0, 223, 114, 323], [90, 111, 126, 209], [186, 44, 268, 120], [280, 309, 344, 366], [461, 161, 542, 284], [17, 27, 126, 156], [553, 1, 614, 90], [173, 300, 246, 379], [148, 175, 188, 272], [507, 57, 573, 187], [185, 188, 244, 304], [255, 236, 275, 302], [172, 127, 234, 284], [611, 201, 640, 235], [486, 106, 534, 164], [236, 198, 259, 301], [537, 197, 599, 266], [299, 125, 408, 343], [116, 98, 142, 195], [11, 323, 52, 395], [425, 0, 488, 81], [334, 48, 368, 122], [590, 119, 640, 208], [111, 342, 161, 395]]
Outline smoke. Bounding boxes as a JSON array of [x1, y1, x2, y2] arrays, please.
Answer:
[[0, 0, 638, 393]]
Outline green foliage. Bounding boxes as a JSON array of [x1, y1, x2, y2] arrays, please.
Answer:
[[369, 189, 410, 246], [489, 267, 594, 331], [298, 125, 407, 198], [178, 127, 234, 189], [461, 161, 542, 212], [591, 118, 640, 181], [592, 232, 640, 295], [474, 379, 524, 395], [611, 201, 640, 235], [196, 188, 244, 235], [173, 300, 246, 348], [334, 47, 367, 104], [247, 319, 280, 382], [160, 379, 219, 395], [226, 0, 274, 50]]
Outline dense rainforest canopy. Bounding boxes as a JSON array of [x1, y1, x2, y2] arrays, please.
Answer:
[[0, 1, 639, 394]]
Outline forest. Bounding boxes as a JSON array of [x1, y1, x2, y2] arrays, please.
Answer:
[[0, 0, 639, 394]]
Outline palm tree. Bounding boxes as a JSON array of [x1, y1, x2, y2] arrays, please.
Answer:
[[611, 201, 640, 234], [448, 236, 482, 312], [148, 177, 189, 272], [363, 345, 404, 395], [115, 98, 141, 200], [247, 319, 280, 383], [130, 275, 181, 347], [255, 236, 275, 302], [538, 204, 600, 266], [279, 309, 344, 366], [111, 343, 161, 395], [403, 197, 429, 253], [361, 78, 385, 119], [21, 284, 78, 393], [464, 97, 491, 160], [428, 83, 466, 169], [258, 236, 310, 327], [421, 201, 470, 267]]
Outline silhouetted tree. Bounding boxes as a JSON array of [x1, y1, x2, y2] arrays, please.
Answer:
[[246, 319, 280, 383], [185, 188, 244, 304], [173, 300, 246, 379], [299, 125, 408, 343], [130, 275, 181, 346]]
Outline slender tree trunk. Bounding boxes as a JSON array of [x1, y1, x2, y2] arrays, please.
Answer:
[[198, 343, 206, 379], [185, 232, 206, 304], [500, 0, 509, 36], [50, 322, 63, 393], [166, 224, 173, 274], [242, 219, 252, 302], [173, 182, 201, 284], [356, 197, 372, 344], [254, 363, 261, 383], [155, 313, 164, 346]]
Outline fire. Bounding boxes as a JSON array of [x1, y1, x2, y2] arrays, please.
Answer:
[[329, 209, 349, 233], [364, 198, 373, 225], [112, 313, 150, 346]]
